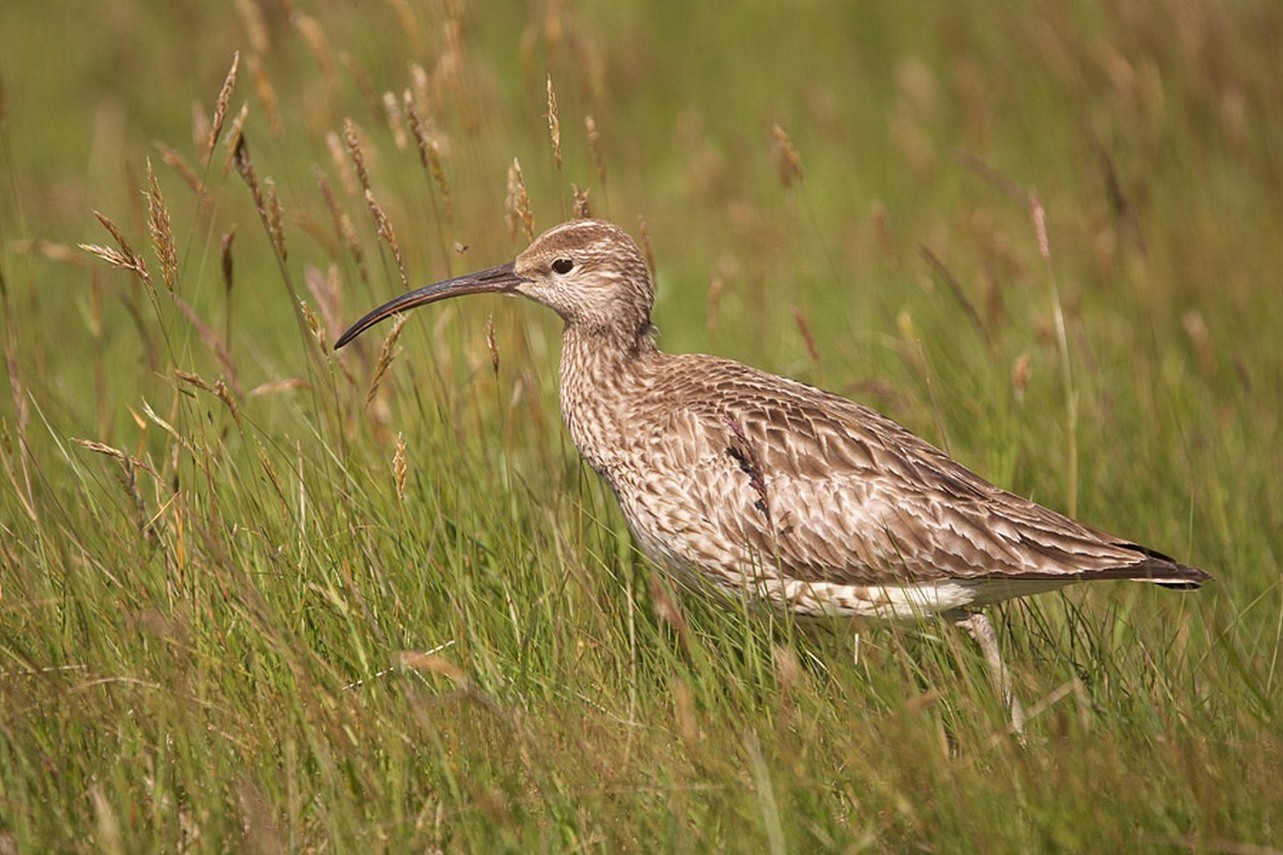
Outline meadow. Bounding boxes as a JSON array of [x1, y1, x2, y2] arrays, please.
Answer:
[[1, 1, 1280, 850]]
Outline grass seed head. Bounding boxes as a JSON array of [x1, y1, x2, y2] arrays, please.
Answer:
[[343, 117, 371, 193], [207, 51, 241, 164], [585, 114, 606, 185], [546, 75, 562, 172], [771, 121, 804, 188], [505, 158, 534, 243], [145, 159, 179, 292]]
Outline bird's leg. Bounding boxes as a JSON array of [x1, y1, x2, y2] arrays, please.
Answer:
[[950, 610, 1026, 735]]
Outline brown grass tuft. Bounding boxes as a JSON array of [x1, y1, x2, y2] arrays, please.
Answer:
[[206, 52, 241, 165]]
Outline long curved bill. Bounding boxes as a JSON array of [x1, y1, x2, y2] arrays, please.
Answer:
[[334, 262, 526, 350]]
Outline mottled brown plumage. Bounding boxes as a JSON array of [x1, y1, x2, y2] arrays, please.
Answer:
[[336, 218, 1211, 729]]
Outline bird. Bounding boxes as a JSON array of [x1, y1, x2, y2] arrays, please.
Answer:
[[335, 218, 1211, 731]]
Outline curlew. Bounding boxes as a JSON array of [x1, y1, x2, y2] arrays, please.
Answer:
[[335, 218, 1211, 731]]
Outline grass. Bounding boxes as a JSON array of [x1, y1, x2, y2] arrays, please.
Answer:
[[2, 0, 1281, 850]]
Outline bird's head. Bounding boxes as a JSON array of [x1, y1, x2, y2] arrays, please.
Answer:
[[334, 219, 655, 349]]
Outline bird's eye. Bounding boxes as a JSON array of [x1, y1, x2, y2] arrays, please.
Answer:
[[551, 258, 574, 275]]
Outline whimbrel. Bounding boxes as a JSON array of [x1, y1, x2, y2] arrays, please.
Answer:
[[335, 218, 1211, 730]]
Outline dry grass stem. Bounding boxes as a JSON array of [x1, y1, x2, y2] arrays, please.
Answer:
[[152, 142, 206, 199], [403, 89, 431, 168], [956, 150, 1026, 205], [248, 378, 310, 397], [232, 135, 265, 219], [585, 114, 606, 185], [82, 212, 151, 287], [1011, 353, 1031, 402], [572, 184, 591, 219], [382, 91, 407, 151], [145, 160, 179, 293], [409, 63, 430, 113], [72, 438, 150, 472], [234, 0, 269, 53], [546, 75, 562, 172], [366, 316, 407, 407], [426, 137, 452, 222], [393, 432, 408, 501], [171, 293, 238, 386], [247, 52, 282, 136], [638, 215, 655, 278], [214, 379, 241, 428], [206, 52, 241, 164], [920, 245, 990, 346], [403, 90, 453, 221], [326, 131, 359, 196], [343, 118, 371, 193], [365, 189, 407, 287], [340, 53, 381, 120], [506, 158, 534, 243], [316, 168, 367, 282], [790, 305, 821, 376], [264, 177, 288, 262], [707, 275, 724, 333], [485, 314, 499, 376], [300, 300, 327, 351], [191, 103, 211, 157], [305, 264, 344, 345], [220, 227, 236, 297], [222, 103, 250, 178], [293, 14, 335, 84], [771, 122, 804, 188], [17, 239, 86, 267], [1030, 192, 1051, 261]]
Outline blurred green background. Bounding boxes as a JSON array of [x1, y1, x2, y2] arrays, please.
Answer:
[[2, 1, 1280, 851]]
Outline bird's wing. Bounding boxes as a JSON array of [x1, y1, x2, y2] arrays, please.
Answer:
[[645, 356, 1207, 587]]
